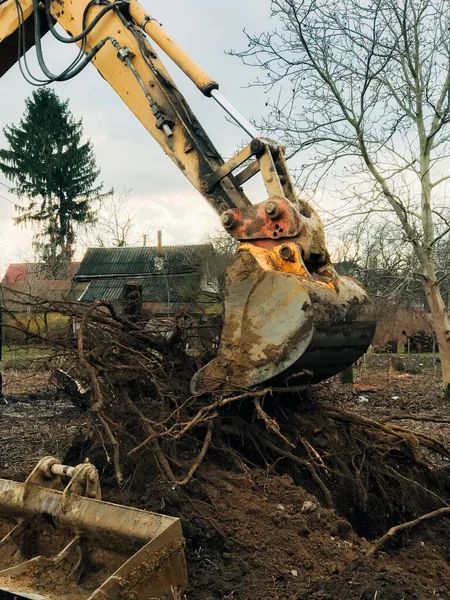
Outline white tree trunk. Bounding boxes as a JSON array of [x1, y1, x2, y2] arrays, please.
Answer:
[[423, 278, 450, 395]]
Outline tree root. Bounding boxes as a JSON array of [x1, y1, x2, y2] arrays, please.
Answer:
[[367, 506, 450, 557], [125, 397, 177, 483], [175, 420, 214, 486], [250, 427, 335, 509], [97, 412, 123, 484], [384, 414, 450, 425], [253, 397, 295, 449], [323, 404, 450, 460]]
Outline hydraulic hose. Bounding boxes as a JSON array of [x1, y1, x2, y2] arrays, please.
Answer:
[[45, 0, 127, 44], [32, 0, 109, 82]]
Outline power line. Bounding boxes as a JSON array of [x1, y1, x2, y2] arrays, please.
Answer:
[[0, 181, 23, 207], [0, 192, 17, 206]]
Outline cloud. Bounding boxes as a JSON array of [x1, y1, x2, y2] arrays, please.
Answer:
[[125, 190, 220, 246]]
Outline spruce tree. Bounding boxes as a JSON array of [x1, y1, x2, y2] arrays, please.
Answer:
[[0, 88, 103, 277]]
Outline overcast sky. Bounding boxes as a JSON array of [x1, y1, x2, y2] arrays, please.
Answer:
[[0, 0, 278, 271]]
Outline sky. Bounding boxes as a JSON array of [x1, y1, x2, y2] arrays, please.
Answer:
[[0, 0, 276, 271]]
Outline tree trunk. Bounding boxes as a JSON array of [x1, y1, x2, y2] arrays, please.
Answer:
[[339, 366, 354, 384], [389, 357, 405, 375], [424, 279, 450, 396]]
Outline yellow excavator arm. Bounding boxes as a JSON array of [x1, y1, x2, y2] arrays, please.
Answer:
[[0, 0, 376, 393]]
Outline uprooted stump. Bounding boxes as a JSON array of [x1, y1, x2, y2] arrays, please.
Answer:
[[26, 300, 446, 538], [5, 292, 450, 571]]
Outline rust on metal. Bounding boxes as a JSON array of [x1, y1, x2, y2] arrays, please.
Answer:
[[0, 458, 188, 599], [221, 196, 303, 241]]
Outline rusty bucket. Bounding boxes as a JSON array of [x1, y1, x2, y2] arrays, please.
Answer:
[[0, 458, 187, 600], [192, 243, 375, 394]]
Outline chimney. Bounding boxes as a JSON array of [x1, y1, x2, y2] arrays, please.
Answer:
[[157, 230, 163, 255], [142, 234, 147, 247]]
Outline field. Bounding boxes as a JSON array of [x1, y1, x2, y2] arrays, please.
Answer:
[[1, 355, 450, 600]]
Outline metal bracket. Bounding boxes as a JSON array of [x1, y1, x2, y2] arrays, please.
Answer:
[[206, 138, 298, 225], [220, 196, 303, 241], [22, 456, 101, 507]]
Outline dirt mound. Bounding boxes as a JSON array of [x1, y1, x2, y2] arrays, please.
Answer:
[[298, 557, 448, 600], [117, 466, 450, 600], [178, 469, 363, 599]]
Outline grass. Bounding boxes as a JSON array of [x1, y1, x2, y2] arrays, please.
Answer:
[[1, 345, 53, 370], [3, 311, 70, 334]]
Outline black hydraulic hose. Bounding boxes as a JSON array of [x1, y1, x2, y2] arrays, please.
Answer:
[[14, 0, 51, 85], [32, 0, 110, 82], [45, 0, 127, 44], [14, 0, 87, 85]]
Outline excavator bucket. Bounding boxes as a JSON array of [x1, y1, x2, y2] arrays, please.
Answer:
[[192, 242, 375, 395], [0, 457, 188, 600]]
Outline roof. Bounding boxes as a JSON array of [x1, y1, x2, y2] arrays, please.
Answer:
[[1, 262, 80, 285], [78, 273, 204, 304], [73, 245, 212, 280]]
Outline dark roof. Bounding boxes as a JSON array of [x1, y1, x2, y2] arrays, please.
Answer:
[[74, 245, 212, 280], [78, 273, 204, 304]]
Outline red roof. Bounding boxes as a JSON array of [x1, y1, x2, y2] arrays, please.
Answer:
[[1, 262, 81, 285]]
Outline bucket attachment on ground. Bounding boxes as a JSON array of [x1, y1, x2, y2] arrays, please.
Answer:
[[0, 457, 188, 600], [192, 242, 375, 395]]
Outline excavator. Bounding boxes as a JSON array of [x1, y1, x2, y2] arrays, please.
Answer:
[[0, 1, 376, 598]]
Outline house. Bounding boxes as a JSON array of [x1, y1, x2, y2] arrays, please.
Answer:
[[1, 262, 81, 309], [72, 242, 220, 316], [0, 262, 81, 342]]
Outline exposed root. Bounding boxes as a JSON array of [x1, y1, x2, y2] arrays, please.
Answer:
[[126, 397, 177, 483], [249, 427, 335, 509], [384, 414, 450, 425], [175, 420, 214, 486], [323, 404, 450, 460], [97, 412, 123, 484], [367, 506, 450, 557], [253, 397, 295, 449], [77, 302, 103, 412]]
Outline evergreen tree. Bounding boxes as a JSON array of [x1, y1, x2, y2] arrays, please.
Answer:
[[0, 88, 103, 277]]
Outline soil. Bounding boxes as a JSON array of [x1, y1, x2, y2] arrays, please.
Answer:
[[1, 362, 450, 600], [0, 371, 85, 480]]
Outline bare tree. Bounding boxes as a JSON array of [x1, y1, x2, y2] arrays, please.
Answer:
[[203, 232, 238, 309], [233, 0, 450, 393], [91, 190, 137, 248], [334, 219, 424, 312]]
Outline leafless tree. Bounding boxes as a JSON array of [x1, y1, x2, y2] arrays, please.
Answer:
[[91, 189, 137, 248], [232, 0, 450, 393], [203, 232, 238, 309], [335, 219, 424, 313]]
